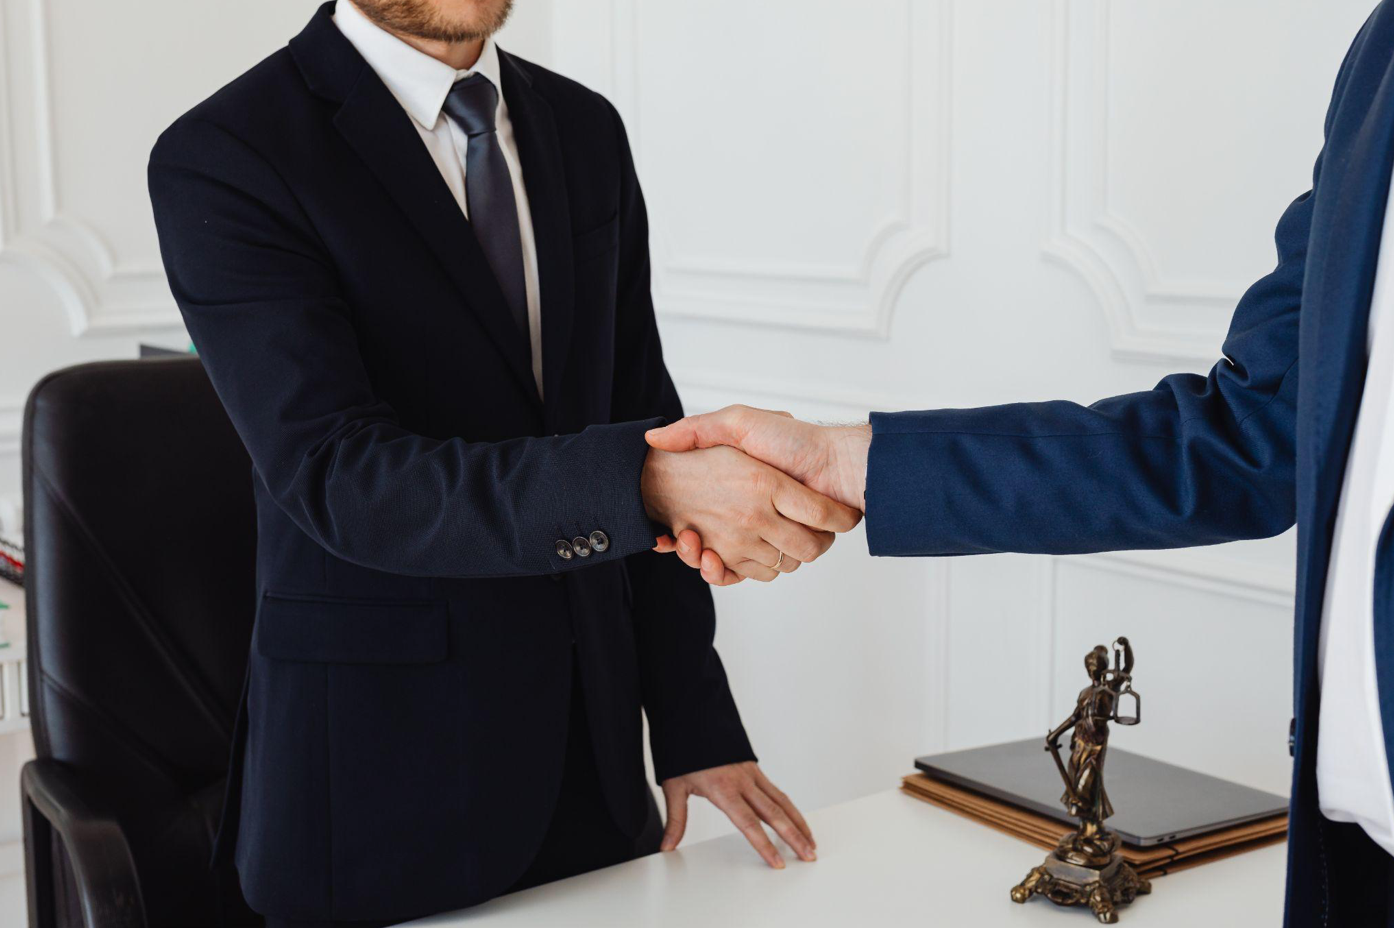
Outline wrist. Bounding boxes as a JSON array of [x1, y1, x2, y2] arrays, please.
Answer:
[[828, 424, 871, 511], [640, 448, 670, 523]]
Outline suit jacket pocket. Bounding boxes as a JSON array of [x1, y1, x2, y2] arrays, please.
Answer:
[[255, 593, 448, 664], [572, 214, 619, 261]]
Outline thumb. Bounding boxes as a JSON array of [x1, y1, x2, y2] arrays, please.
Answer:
[[646, 406, 751, 452], [660, 781, 690, 851], [645, 415, 708, 452]]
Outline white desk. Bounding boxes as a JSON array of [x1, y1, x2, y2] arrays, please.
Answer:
[[403, 789, 1287, 927]]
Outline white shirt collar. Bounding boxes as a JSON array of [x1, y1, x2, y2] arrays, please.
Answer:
[[333, 0, 504, 131]]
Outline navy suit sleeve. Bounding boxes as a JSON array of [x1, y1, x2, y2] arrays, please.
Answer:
[[865, 37, 1363, 558], [603, 102, 756, 781], [148, 117, 658, 579]]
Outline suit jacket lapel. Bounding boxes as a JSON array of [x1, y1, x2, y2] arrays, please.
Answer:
[[299, 12, 540, 407], [1309, 38, 1394, 494], [500, 52, 575, 433]]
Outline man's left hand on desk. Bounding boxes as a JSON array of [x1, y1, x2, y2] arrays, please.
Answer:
[[660, 761, 818, 868]]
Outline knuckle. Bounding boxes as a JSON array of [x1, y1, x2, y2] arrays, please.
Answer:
[[738, 464, 767, 498]]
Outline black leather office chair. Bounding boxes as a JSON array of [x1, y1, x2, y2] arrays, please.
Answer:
[[21, 357, 261, 927]]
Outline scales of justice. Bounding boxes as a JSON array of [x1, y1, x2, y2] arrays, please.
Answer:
[[1011, 637, 1151, 923]]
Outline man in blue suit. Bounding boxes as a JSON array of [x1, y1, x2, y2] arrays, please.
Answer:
[[647, 4, 1394, 924]]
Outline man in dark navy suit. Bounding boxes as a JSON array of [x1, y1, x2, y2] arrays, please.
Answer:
[[148, 1, 861, 925], [648, 4, 1394, 925]]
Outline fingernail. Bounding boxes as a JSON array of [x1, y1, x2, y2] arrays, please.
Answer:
[[678, 540, 690, 553], [773, 856, 786, 869]]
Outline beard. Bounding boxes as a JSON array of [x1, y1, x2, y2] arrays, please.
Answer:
[[351, 0, 515, 43]]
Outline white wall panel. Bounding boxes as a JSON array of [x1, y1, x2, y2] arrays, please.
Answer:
[[614, 0, 950, 335], [1046, 0, 1373, 362]]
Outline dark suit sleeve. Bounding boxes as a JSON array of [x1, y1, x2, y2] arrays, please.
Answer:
[[148, 117, 659, 579], [865, 29, 1367, 558], [603, 101, 756, 781]]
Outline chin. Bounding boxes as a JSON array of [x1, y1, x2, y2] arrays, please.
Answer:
[[355, 0, 515, 43], [436, 0, 513, 33]]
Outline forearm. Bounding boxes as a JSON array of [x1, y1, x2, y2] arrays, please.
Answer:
[[279, 416, 663, 578], [864, 379, 1297, 557]]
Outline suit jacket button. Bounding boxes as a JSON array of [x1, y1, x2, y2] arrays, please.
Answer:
[[589, 530, 610, 552], [572, 536, 592, 557], [555, 540, 574, 560]]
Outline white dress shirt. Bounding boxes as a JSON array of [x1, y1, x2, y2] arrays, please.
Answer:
[[1316, 163, 1394, 857], [333, 0, 544, 397]]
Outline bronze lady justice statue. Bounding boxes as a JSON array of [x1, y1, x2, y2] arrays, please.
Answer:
[[1011, 638, 1151, 923]]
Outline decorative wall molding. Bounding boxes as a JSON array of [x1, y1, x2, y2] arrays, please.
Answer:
[[0, 398, 21, 541], [612, 0, 953, 337], [1043, 0, 1238, 365], [0, 0, 181, 336], [670, 365, 919, 421], [0, 398, 20, 458], [0, 0, 15, 255]]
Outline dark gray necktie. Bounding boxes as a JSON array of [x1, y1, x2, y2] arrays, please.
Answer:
[[442, 74, 528, 337]]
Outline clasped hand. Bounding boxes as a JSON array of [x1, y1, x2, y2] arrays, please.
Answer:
[[640, 406, 872, 585]]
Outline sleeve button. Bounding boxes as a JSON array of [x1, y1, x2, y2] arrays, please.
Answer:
[[589, 530, 610, 552], [555, 540, 575, 560], [571, 536, 592, 557]]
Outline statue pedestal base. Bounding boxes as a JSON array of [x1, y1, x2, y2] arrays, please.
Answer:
[[1011, 848, 1151, 923]]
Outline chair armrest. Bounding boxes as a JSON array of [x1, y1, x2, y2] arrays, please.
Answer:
[[22, 759, 146, 928]]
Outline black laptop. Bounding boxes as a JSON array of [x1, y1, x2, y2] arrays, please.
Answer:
[[914, 739, 1288, 847]]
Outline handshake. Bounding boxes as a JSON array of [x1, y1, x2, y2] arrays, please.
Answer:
[[639, 405, 872, 586]]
